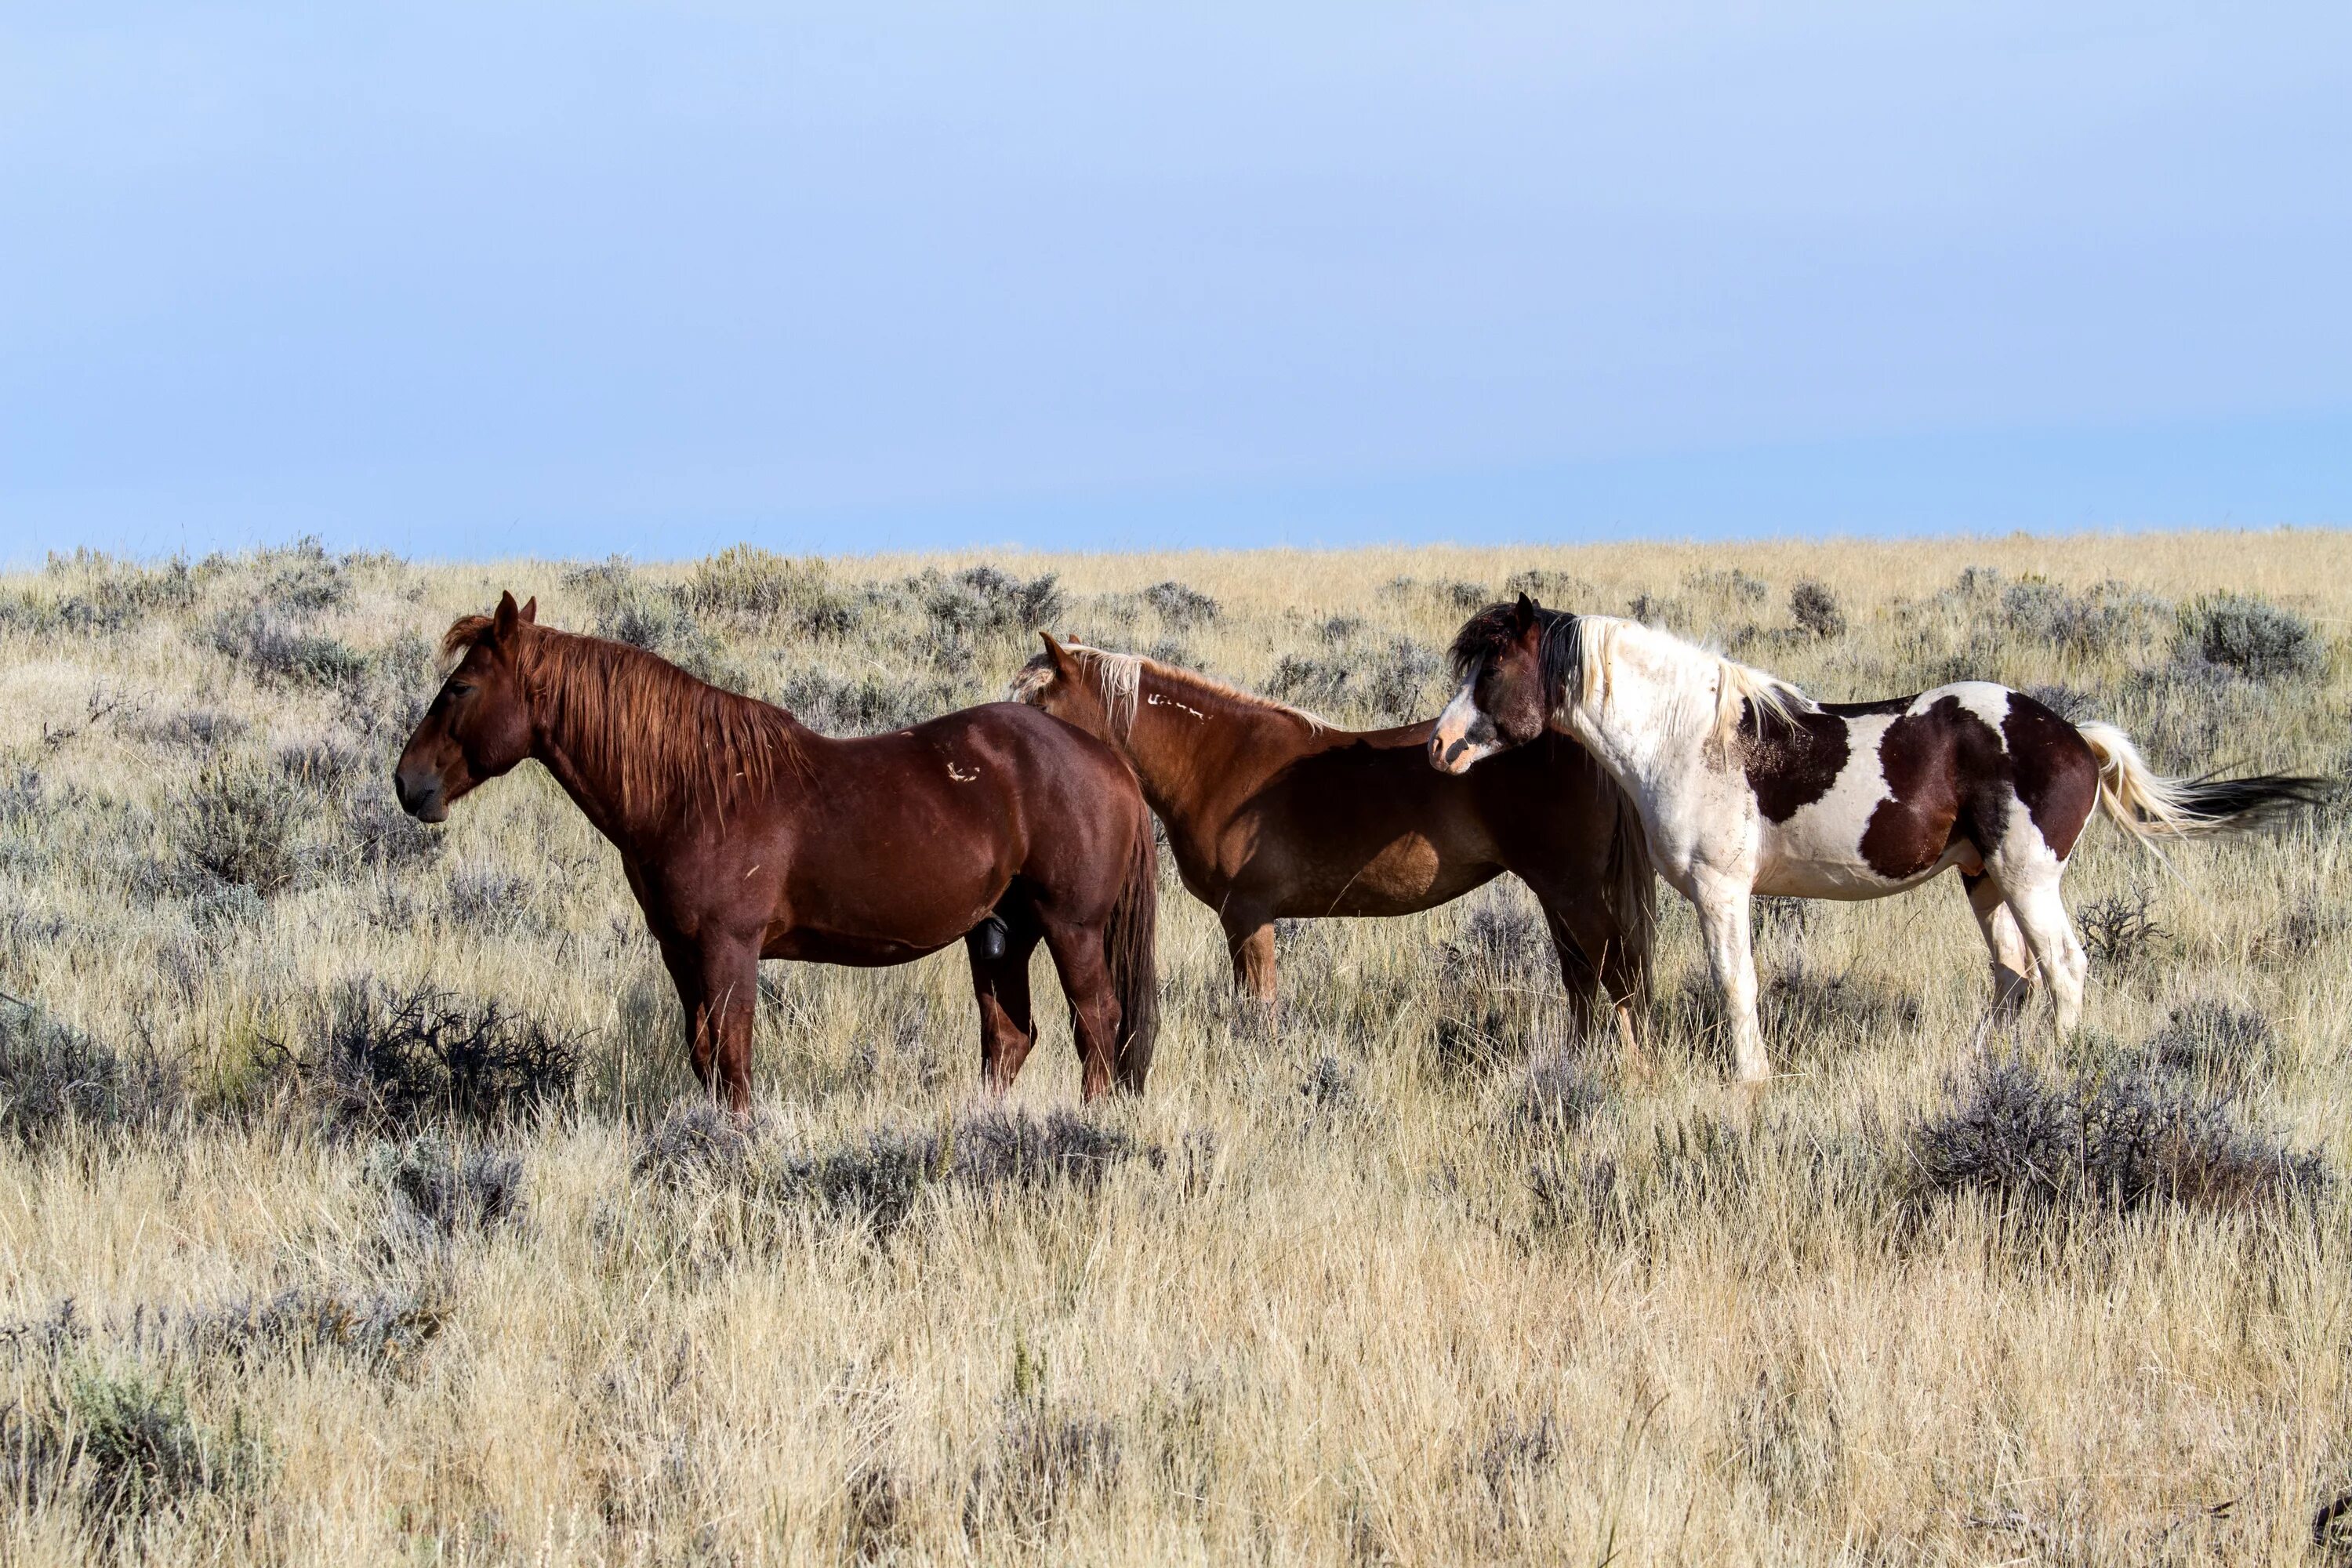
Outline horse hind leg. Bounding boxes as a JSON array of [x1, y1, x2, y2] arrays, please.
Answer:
[[1039, 915, 1123, 1102], [1963, 870, 2035, 1046], [966, 910, 1042, 1094], [2000, 868, 2088, 1034]]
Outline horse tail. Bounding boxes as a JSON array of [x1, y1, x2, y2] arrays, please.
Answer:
[[2076, 721, 2332, 842], [1105, 801, 1160, 1091], [1598, 781, 1657, 1017]]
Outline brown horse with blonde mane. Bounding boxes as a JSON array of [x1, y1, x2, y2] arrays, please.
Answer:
[[394, 593, 1158, 1110], [1014, 634, 1653, 1052]]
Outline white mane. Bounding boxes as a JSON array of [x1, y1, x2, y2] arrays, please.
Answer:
[[1569, 615, 1804, 765]]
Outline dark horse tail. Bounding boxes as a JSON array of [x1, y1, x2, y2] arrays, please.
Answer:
[[1599, 781, 1657, 1018], [1106, 807, 1160, 1091]]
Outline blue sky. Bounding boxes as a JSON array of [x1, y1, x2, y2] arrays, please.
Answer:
[[4, 3, 2349, 561]]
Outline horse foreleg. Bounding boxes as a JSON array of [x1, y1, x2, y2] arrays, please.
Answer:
[[694, 938, 761, 1115], [655, 936, 716, 1094], [1693, 879, 1766, 1083], [1223, 913, 1278, 1005]]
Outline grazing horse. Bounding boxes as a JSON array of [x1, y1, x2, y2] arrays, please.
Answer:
[[1012, 633, 1654, 1052], [1430, 594, 2328, 1082], [394, 593, 1159, 1110]]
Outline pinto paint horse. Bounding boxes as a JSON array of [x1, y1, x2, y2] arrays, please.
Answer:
[[1430, 594, 2328, 1082], [1012, 633, 1655, 1052], [394, 593, 1159, 1111]]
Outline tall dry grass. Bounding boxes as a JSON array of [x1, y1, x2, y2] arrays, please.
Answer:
[[0, 529, 2347, 1565]]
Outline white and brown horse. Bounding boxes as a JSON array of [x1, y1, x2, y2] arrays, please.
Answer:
[[1431, 595, 2328, 1081]]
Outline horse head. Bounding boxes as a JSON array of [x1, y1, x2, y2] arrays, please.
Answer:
[[1430, 593, 1555, 775], [394, 590, 539, 822]]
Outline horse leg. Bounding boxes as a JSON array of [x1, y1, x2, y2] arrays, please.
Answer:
[[1963, 870, 2034, 1046], [1536, 888, 1646, 1076], [656, 936, 716, 1094], [1693, 877, 1766, 1083], [1222, 909, 1278, 1004], [695, 938, 762, 1115], [1040, 916, 1123, 1102], [967, 915, 1041, 1094], [1998, 868, 2088, 1034]]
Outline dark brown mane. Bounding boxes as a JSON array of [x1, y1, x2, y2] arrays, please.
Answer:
[[446, 616, 811, 822], [1448, 602, 1584, 712]]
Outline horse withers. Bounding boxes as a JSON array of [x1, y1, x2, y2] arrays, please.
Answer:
[[1014, 633, 1654, 1058], [394, 593, 1158, 1111], [1432, 593, 2329, 1082]]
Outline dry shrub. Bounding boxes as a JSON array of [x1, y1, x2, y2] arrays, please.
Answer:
[[1142, 579, 1219, 629], [262, 980, 579, 1136], [633, 1103, 1159, 1238], [1908, 1056, 2325, 1216], [2180, 592, 2325, 681], [1789, 580, 1847, 638], [0, 999, 180, 1147], [2077, 887, 2165, 968]]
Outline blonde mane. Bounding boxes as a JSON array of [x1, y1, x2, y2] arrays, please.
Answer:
[[1017, 643, 1326, 739], [1571, 615, 1803, 764]]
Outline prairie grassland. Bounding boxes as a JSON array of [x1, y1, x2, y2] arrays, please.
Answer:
[[0, 528, 2347, 1566]]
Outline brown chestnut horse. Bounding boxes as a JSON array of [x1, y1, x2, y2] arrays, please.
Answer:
[[394, 593, 1158, 1110], [1013, 634, 1653, 1053]]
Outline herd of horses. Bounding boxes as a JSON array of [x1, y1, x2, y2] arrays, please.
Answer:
[[393, 590, 2327, 1111]]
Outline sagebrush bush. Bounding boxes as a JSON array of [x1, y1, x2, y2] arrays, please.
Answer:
[[2145, 997, 2278, 1087], [165, 760, 311, 896], [204, 608, 369, 688], [966, 1400, 1121, 1541], [632, 1104, 1158, 1237], [368, 1134, 527, 1248], [1909, 1056, 2325, 1216], [2180, 591, 2326, 681], [2, 1363, 262, 1538], [1142, 579, 1218, 629], [773, 665, 963, 735], [1789, 580, 1847, 638], [1267, 635, 1441, 724], [0, 1000, 180, 1145], [2000, 578, 2172, 658]]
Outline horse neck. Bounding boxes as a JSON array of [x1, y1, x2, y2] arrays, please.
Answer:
[[519, 638, 795, 850], [1563, 626, 1721, 791], [1116, 664, 1305, 824]]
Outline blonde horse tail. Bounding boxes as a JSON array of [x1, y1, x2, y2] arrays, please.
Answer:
[[2076, 721, 2330, 843]]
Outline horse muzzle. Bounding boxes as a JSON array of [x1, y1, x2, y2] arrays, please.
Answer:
[[393, 768, 449, 823]]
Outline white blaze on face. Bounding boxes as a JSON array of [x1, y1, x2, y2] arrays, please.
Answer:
[[1428, 679, 1506, 775]]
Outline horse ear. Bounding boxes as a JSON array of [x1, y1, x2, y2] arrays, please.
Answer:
[[1040, 631, 1076, 674], [492, 591, 521, 643], [1513, 591, 1540, 630], [519, 596, 537, 624]]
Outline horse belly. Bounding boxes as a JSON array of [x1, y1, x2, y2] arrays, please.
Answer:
[[1753, 728, 1955, 898]]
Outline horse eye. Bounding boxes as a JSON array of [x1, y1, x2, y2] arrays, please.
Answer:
[[447, 681, 475, 698]]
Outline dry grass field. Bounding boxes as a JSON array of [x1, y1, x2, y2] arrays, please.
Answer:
[[1, 528, 2347, 1565]]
